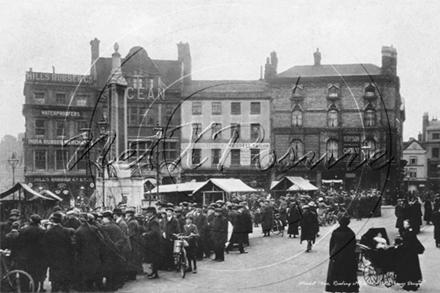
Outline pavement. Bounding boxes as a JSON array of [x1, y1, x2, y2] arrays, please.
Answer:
[[117, 206, 440, 293]]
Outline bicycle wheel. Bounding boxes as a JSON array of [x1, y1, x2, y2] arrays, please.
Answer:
[[174, 254, 181, 272], [179, 253, 186, 278], [1, 270, 35, 293]]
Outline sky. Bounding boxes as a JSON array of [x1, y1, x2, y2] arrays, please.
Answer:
[[1, 0, 439, 141]]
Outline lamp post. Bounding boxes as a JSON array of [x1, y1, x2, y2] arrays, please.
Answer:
[[7, 152, 19, 186], [97, 116, 109, 208], [152, 124, 163, 206]]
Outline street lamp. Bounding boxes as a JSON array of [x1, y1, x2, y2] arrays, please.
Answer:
[[152, 123, 163, 206], [7, 152, 19, 186]]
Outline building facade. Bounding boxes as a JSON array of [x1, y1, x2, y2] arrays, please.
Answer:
[[422, 113, 440, 191], [403, 138, 427, 192], [22, 70, 97, 205], [180, 80, 272, 189], [0, 134, 25, 191], [266, 47, 405, 196]]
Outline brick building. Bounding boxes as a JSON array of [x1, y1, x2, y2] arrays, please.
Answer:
[[421, 113, 440, 191], [180, 80, 272, 189], [402, 138, 428, 192], [22, 70, 97, 205], [265, 46, 405, 195]]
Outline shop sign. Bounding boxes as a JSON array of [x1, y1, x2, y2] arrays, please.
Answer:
[[342, 134, 361, 161], [27, 138, 83, 146], [26, 71, 94, 85], [40, 110, 81, 117], [32, 177, 90, 183], [181, 142, 270, 150]]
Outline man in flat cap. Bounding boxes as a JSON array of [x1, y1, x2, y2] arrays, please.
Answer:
[[113, 207, 132, 280], [162, 206, 180, 270], [64, 209, 81, 230], [210, 208, 228, 261], [0, 209, 21, 246], [300, 205, 319, 252]]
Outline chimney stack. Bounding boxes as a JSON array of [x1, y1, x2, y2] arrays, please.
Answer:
[[177, 42, 192, 85], [422, 112, 429, 142], [418, 132, 422, 142], [313, 48, 321, 66], [264, 52, 277, 80], [90, 38, 100, 79], [381, 45, 397, 75]]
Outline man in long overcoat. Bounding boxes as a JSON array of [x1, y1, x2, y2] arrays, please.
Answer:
[[101, 210, 126, 291], [210, 208, 228, 261], [261, 200, 274, 237], [113, 208, 132, 279], [300, 205, 319, 252], [241, 202, 253, 246], [423, 198, 433, 225], [226, 206, 247, 254], [126, 208, 142, 279], [432, 205, 440, 247], [17, 214, 47, 292], [43, 212, 74, 292], [74, 214, 104, 291], [325, 216, 359, 293], [163, 207, 181, 270], [395, 199, 408, 235], [142, 207, 162, 279], [193, 207, 207, 260], [287, 201, 302, 238]]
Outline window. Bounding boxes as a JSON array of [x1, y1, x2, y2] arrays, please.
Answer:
[[409, 156, 418, 165], [35, 150, 47, 170], [163, 141, 177, 161], [231, 149, 240, 165], [56, 93, 66, 104], [212, 123, 222, 139], [132, 76, 143, 89], [192, 149, 201, 164], [326, 140, 339, 159], [34, 92, 45, 104], [292, 86, 302, 97], [433, 148, 440, 158], [251, 149, 260, 165], [147, 78, 154, 89], [292, 106, 302, 127], [328, 109, 339, 127], [212, 149, 221, 165], [78, 121, 89, 134], [251, 123, 260, 141], [55, 150, 69, 170], [365, 84, 375, 97], [291, 140, 304, 159], [192, 123, 201, 139], [212, 102, 222, 115], [231, 102, 241, 115], [364, 109, 375, 126], [56, 121, 67, 137], [35, 120, 45, 136], [328, 86, 338, 98], [128, 106, 148, 126], [165, 104, 174, 120], [231, 123, 241, 138], [363, 139, 376, 157], [409, 168, 417, 178], [192, 102, 202, 115], [433, 133, 440, 140], [76, 95, 87, 106], [250, 102, 261, 114]]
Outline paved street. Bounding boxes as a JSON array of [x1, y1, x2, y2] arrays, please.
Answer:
[[117, 207, 439, 293]]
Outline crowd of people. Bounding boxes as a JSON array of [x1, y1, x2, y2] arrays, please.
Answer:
[[0, 188, 438, 292]]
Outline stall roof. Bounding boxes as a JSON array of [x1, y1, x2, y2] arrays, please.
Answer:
[[150, 181, 205, 194], [0, 183, 53, 201], [322, 179, 343, 184], [40, 190, 63, 201], [192, 179, 257, 194], [271, 176, 318, 191]]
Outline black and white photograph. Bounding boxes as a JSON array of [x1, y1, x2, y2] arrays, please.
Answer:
[[0, 1, 439, 292]]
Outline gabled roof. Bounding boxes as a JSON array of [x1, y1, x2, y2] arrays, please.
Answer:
[[403, 139, 426, 151], [192, 179, 257, 194], [278, 64, 382, 78], [150, 182, 205, 194], [0, 183, 55, 201], [270, 176, 318, 191]]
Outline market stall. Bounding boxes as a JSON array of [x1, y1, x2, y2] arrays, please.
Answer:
[[191, 179, 257, 206], [270, 176, 318, 198]]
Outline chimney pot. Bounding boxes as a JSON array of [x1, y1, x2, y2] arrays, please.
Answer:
[[314, 48, 321, 65]]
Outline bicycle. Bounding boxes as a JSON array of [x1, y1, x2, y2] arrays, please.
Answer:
[[0, 249, 35, 293], [272, 214, 284, 237], [172, 234, 192, 278]]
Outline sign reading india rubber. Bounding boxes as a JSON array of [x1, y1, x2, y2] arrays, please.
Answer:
[[26, 71, 95, 84]]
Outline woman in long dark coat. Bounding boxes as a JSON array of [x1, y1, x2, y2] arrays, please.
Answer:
[[433, 206, 440, 247], [287, 202, 301, 238], [300, 205, 319, 252], [325, 216, 359, 293], [260, 201, 274, 237], [395, 219, 424, 291], [423, 198, 433, 224]]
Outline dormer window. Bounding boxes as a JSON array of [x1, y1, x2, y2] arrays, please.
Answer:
[[328, 85, 339, 99], [365, 84, 376, 98]]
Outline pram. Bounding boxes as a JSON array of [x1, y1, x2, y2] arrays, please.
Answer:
[[357, 228, 397, 287]]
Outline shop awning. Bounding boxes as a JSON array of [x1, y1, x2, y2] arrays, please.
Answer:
[[192, 179, 257, 195], [322, 179, 343, 184], [0, 182, 53, 201], [271, 176, 318, 191], [40, 190, 63, 201], [150, 182, 205, 194]]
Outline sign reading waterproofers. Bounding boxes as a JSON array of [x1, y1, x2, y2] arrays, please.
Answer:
[[26, 71, 95, 85]]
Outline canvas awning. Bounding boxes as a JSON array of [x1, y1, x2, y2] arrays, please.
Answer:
[[322, 179, 343, 184], [191, 179, 257, 195], [0, 182, 53, 201], [40, 190, 63, 201], [150, 182, 205, 194], [270, 176, 318, 191]]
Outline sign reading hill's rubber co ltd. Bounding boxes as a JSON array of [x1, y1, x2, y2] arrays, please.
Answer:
[[26, 71, 95, 85]]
